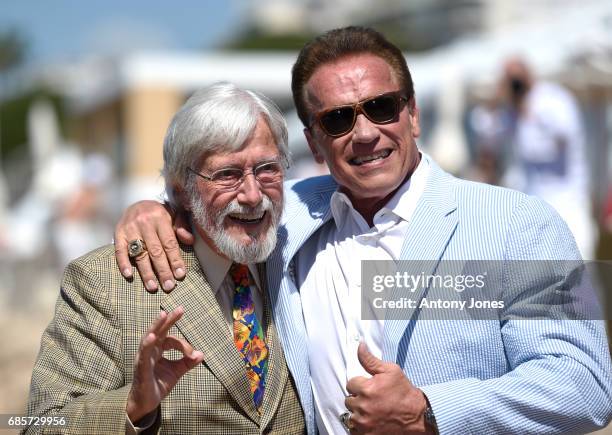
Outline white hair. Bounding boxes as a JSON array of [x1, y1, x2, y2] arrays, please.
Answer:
[[162, 82, 289, 208]]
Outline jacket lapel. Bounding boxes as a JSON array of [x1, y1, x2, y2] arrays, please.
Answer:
[[257, 263, 291, 431], [382, 160, 459, 363], [266, 176, 336, 435], [160, 249, 260, 423]]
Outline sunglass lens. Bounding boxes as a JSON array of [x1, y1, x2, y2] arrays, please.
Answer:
[[320, 107, 355, 136], [363, 95, 398, 122]]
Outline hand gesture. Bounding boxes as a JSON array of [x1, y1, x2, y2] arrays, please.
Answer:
[[344, 343, 431, 434], [114, 200, 193, 292], [126, 306, 204, 423]]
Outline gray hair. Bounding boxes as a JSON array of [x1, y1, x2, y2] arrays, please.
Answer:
[[162, 82, 289, 208]]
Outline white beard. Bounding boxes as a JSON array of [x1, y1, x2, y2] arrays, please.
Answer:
[[190, 194, 282, 264]]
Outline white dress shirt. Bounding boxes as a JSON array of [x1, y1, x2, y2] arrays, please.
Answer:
[[296, 155, 430, 434], [193, 231, 264, 331]]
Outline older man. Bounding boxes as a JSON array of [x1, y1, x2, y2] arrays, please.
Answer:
[[115, 27, 612, 434], [25, 83, 305, 434]]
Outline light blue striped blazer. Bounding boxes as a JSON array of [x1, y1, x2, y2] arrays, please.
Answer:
[[266, 157, 612, 435]]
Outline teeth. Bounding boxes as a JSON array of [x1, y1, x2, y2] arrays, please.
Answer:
[[229, 212, 265, 222], [351, 149, 391, 165]]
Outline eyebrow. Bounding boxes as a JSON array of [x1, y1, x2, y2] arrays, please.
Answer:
[[206, 156, 281, 171]]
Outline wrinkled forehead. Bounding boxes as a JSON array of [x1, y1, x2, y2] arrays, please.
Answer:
[[198, 119, 280, 169], [304, 53, 400, 113]]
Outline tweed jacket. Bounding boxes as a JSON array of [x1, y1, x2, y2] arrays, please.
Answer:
[[25, 245, 305, 434], [266, 155, 612, 434]]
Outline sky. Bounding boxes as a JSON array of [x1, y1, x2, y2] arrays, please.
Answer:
[[1, 1, 245, 67]]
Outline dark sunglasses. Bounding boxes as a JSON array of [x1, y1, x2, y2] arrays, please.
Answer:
[[310, 91, 409, 137]]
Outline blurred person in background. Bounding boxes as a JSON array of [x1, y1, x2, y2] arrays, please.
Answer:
[[52, 152, 115, 268], [113, 27, 612, 434], [467, 96, 511, 185], [499, 57, 596, 259], [24, 83, 305, 434]]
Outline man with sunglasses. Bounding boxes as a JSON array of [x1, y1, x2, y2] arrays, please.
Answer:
[[114, 27, 612, 434]]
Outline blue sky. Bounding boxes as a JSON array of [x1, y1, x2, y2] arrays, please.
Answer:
[[1, 1, 244, 66]]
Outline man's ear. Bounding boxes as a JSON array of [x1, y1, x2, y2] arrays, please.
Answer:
[[304, 127, 325, 164], [409, 101, 421, 139]]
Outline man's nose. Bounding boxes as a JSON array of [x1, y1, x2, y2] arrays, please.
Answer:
[[236, 173, 263, 207], [351, 114, 380, 143]]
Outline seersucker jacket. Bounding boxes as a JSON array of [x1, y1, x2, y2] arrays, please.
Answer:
[[266, 155, 612, 435]]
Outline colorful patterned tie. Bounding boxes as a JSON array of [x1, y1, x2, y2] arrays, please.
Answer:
[[230, 263, 269, 412]]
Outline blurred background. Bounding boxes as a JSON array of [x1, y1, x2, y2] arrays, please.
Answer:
[[1, 0, 612, 432]]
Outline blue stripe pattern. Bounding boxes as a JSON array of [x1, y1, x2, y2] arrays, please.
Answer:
[[267, 155, 612, 434]]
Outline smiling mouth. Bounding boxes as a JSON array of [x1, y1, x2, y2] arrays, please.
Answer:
[[349, 149, 392, 166], [227, 211, 267, 224]]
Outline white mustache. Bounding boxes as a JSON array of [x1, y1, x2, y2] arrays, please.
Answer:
[[216, 196, 274, 224]]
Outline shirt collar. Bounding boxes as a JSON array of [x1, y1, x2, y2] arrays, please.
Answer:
[[329, 151, 431, 229], [381, 153, 430, 223], [192, 228, 262, 295]]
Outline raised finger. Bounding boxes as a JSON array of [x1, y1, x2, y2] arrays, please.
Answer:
[[156, 306, 185, 337], [146, 310, 169, 337]]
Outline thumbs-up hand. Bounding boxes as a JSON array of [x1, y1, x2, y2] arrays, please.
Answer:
[[344, 343, 432, 434]]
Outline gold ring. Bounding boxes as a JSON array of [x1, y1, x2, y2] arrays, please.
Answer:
[[340, 411, 354, 430], [128, 239, 147, 258]]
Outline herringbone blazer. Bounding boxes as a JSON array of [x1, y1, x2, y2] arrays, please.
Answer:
[[24, 244, 305, 434]]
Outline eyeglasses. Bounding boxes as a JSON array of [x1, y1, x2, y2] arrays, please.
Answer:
[[310, 91, 409, 137], [188, 158, 285, 191]]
